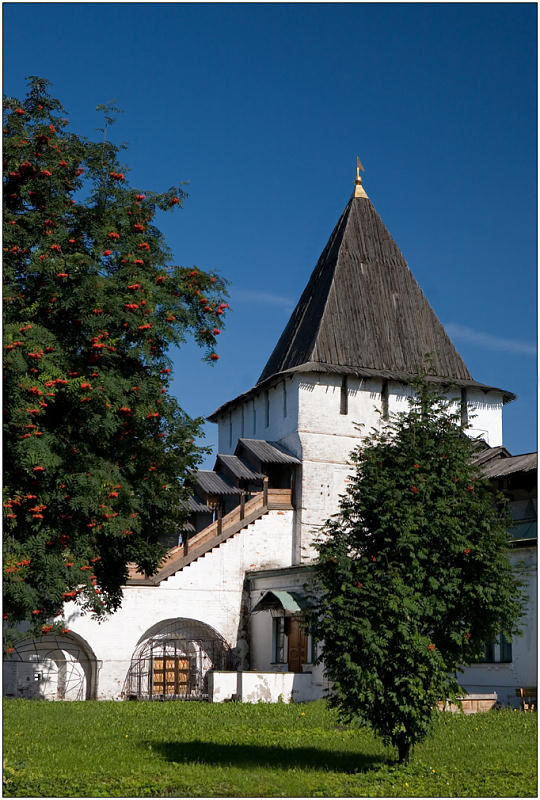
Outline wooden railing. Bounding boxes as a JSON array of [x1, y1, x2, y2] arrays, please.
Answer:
[[127, 488, 293, 586]]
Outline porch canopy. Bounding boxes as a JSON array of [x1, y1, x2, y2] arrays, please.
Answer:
[[251, 590, 311, 616]]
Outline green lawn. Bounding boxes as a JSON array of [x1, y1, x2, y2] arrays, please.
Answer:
[[3, 699, 537, 797]]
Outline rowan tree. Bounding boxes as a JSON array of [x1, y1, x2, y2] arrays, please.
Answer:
[[3, 77, 228, 647], [311, 380, 524, 764]]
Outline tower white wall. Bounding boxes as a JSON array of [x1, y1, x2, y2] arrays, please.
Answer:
[[217, 375, 300, 455], [215, 373, 505, 563]]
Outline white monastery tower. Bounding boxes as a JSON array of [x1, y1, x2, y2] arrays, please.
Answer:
[[208, 164, 512, 562], [6, 166, 531, 708]]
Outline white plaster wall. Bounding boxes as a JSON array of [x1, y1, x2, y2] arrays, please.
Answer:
[[249, 607, 276, 673], [205, 670, 318, 703], [207, 670, 237, 702], [237, 671, 314, 703], [62, 509, 295, 700], [295, 375, 386, 560], [216, 375, 300, 455], [216, 377, 504, 458], [297, 375, 382, 441], [465, 389, 503, 447], [210, 670, 322, 703]]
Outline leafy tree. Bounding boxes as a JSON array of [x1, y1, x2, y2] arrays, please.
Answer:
[[3, 77, 228, 647], [311, 381, 524, 764]]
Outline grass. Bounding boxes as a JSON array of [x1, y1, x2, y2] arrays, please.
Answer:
[[3, 699, 537, 797]]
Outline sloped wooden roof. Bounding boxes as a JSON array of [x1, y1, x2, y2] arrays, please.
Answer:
[[215, 454, 265, 481], [481, 452, 537, 478], [258, 194, 474, 384], [236, 439, 301, 465], [187, 496, 212, 513], [472, 445, 513, 466], [194, 470, 241, 496]]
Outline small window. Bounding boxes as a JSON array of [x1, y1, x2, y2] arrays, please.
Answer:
[[265, 390, 270, 428], [272, 617, 286, 663], [460, 389, 468, 427], [500, 633, 512, 663], [480, 635, 512, 664], [340, 376, 348, 415], [283, 382, 287, 418], [381, 380, 389, 420]]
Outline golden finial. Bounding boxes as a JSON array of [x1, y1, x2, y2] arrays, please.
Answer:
[[354, 156, 368, 198]]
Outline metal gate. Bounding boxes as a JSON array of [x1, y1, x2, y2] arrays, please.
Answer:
[[123, 620, 235, 701]]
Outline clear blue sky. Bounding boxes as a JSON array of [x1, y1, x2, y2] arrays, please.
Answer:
[[4, 3, 537, 467]]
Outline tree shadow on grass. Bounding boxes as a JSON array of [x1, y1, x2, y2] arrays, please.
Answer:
[[146, 739, 389, 774]]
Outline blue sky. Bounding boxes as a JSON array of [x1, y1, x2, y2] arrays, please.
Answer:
[[4, 3, 537, 467]]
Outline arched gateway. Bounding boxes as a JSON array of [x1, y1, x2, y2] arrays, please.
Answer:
[[3, 632, 98, 700], [123, 618, 235, 700]]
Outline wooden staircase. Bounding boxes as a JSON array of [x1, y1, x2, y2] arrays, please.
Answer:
[[126, 488, 293, 586]]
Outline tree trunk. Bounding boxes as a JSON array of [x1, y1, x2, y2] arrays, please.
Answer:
[[397, 741, 411, 765]]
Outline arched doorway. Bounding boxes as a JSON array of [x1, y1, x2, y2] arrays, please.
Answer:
[[123, 618, 235, 701], [2, 632, 98, 700]]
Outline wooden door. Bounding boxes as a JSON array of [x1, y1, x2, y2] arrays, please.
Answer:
[[287, 618, 307, 673], [152, 657, 190, 696]]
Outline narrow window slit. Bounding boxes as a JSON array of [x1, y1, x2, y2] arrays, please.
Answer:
[[340, 376, 348, 415], [381, 380, 389, 420]]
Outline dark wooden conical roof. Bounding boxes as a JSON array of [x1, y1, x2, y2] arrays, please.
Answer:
[[208, 186, 515, 424], [258, 194, 473, 384]]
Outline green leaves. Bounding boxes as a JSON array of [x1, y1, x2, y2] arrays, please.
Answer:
[[3, 78, 229, 647], [311, 379, 524, 761]]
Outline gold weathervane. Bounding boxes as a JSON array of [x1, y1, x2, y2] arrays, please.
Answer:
[[354, 156, 368, 198]]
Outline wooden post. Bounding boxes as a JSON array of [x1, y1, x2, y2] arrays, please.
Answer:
[[240, 491, 245, 520], [183, 535, 189, 556], [217, 504, 222, 537], [263, 476, 269, 507]]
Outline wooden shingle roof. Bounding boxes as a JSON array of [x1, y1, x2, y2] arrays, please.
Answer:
[[194, 470, 241, 496], [208, 188, 515, 423], [215, 454, 265, 481], [258, 194, 475, 384], [236, 438, 301, 465], [481, 452, 537, 479]]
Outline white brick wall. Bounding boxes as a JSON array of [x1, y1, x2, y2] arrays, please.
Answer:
[[62, 509, 295, 699]]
